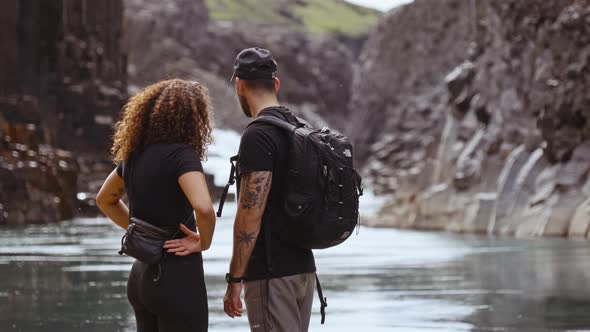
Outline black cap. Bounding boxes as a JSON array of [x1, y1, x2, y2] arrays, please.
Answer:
[[231, 47, 277, 82]]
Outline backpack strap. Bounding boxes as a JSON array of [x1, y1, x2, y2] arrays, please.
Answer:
[[294, 116, 312, 129], [216, 155, 239, 217], [316, 273, 328, 324], [248, 115, 305, 132]]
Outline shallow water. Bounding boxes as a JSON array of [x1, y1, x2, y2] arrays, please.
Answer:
[[2, 205, 590, 332]]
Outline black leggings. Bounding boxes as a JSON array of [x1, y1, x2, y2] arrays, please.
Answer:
[[127, 253, 208, 332]]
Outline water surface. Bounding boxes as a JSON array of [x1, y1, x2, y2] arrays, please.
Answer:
[[2, 206, 590, 331]]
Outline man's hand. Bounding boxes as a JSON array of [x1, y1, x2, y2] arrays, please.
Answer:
[[163, 224, 202, 255], [223, 282, 243, 318]]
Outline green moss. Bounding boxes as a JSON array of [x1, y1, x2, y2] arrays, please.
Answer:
[[294, 0, 378, 35], [206, 0, 282, 24], [204, 0, 380, 36]]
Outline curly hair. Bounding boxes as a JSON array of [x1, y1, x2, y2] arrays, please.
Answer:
[[111, 79, 213, 162]]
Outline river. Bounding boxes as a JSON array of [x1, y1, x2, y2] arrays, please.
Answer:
[[3, 129, 590, 331], [2, 202, 590, 332]]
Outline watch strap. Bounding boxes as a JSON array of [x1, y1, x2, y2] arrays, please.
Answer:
[[225, 273, 245, 283]]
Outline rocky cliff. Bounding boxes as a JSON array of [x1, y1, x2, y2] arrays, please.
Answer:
[[1, 0, 369, 224], [124, 0, 377, 131], [354, 0, 590, 237], [0, 0, 127, 224]]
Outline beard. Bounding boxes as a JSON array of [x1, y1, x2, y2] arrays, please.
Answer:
[[238, 94, 252, 118]]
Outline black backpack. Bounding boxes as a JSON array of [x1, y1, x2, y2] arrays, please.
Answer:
[[217, 115, 363, 249], [216, 114, 363, 324]]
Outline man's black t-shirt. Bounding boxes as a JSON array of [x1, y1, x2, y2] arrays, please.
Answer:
[[116, 143, 203, 231], [238, 106, 316, 281]]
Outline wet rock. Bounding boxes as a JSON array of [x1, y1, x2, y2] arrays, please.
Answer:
[[419, 183, 453, 219], [360, 0, 590, 238], [367, 196, 417, 228], [490, 146, 530, 234], [0, 0, 126, 224], [504, 149, 550, 231], [445, 61, 476, 101], [556, 142, 590, 187], [515, 192, 559, 238], [568, 194, 590, 237], [529, 166, 560, 208], [543, 190, 585, 236], [471, 193, 497, 233], [473, 95, 491, 126], [453, 90, 474, 118], [0, 125, 78, 225], [453, 129, 485, 191]]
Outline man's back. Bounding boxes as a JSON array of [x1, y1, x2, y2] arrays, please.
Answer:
[[238, 106, 316, 281], [224, 47, 317, 332]]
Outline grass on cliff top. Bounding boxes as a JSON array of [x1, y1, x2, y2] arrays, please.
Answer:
[[205, 0, 380, 36]]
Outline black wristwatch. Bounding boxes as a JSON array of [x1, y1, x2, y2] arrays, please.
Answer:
[[225, 273, 245, 284]]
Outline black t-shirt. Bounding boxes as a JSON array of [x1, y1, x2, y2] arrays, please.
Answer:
[[116, 143, 203, 232], [238, 106, 316, 281]]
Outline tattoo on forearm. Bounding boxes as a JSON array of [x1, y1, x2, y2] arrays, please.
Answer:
[[233, 172, 271, 268], [240, 172, 272, 210], [236, 230, 257, 265], [237, 231, 256, 248]]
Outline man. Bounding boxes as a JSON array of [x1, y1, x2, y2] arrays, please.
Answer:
[[223, 47, 316, 332]]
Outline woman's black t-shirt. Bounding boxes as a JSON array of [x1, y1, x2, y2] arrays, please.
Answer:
[[116, 143, 203, 232]]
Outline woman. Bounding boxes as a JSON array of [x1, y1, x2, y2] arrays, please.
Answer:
[[96, 79, 216, 332]]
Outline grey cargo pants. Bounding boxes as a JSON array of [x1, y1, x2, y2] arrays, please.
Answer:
[[244, 272, 315, 332]]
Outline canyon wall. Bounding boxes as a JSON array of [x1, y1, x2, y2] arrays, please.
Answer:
[[123, 0, 372, 131], [5, 0, 588, 233], [354, 0, 590, 237], [0, 0, 127, 224], [0, 0, 370, 224]]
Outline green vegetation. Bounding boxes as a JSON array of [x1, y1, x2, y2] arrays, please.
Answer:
[[204, 0, 380, 36]]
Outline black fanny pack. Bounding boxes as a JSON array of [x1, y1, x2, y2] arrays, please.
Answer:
[[118, 217, 179, 265]]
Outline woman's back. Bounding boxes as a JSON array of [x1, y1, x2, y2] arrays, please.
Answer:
[[97, 79, 215, 332], [118, 143, 203, 230]]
